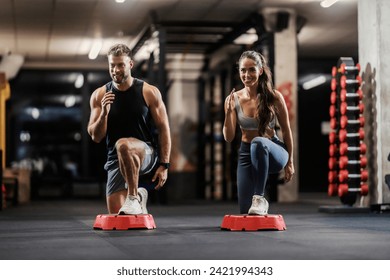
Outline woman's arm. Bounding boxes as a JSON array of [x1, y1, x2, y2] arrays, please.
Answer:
[[275, 90, 295, 182], [223, 89, 238, 142]]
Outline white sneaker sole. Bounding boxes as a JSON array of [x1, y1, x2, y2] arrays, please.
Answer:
[[248, 208, 268, 216]]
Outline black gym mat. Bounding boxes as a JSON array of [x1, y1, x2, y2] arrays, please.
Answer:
[[1, 194, 390, 260]]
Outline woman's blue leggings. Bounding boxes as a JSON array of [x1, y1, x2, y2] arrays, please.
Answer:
[[237, 136, 289, 214]]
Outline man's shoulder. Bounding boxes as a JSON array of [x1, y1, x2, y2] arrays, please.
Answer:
[[91, 84, 108, 99], [142, 80, 160, 95]]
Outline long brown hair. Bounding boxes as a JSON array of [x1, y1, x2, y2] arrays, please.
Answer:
[[239, 51, 277, 136]]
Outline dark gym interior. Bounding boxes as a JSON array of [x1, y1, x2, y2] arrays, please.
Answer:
[[1, 0, 390, 272]]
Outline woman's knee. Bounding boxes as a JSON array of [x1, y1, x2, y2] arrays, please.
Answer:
[[251, 137, 270, 153]]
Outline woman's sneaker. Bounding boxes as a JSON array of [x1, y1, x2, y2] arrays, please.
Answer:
[[118, 195, 142, 215], [138, 187, 148, 214], [248, 195, 269, 215]]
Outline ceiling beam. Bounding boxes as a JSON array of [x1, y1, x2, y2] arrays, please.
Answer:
[[205, 12, 266, 55]]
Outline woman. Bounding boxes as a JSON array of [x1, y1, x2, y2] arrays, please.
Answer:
[[223, 50, 294, 215]]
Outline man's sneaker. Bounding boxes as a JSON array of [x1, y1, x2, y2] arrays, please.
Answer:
[[118, 195, 142, 215], [138, 187, 148, 214], [248, 195, 269, 215]]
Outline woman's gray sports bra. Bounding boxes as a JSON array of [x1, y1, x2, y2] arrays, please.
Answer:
[[234, 93, 275, 131]]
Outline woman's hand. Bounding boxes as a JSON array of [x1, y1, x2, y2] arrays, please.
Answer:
[[284, 161, 295, 182], [226, 88, 236, 113]]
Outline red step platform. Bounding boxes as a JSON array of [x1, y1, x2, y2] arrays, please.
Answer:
[[93, 214, 156, 230], [220, 214, 286, 231]]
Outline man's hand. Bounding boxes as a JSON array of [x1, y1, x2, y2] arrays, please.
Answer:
[[101, 91, 115, 116], [152, 166, 168, 190]]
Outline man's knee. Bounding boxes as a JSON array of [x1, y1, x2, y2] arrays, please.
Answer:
[[116, 138, 143, 155]]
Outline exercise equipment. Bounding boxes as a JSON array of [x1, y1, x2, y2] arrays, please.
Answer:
[[338, 183, 368, 196], [330, 117, 364, 129], [340, 89, 363, 101], [338, 169, 368, 182], [340, 102, 364, 115], [220, 214, 286, 231], [329, 143, 367, 157], [93, 214, 156, 230], [328, 155, 367, 170], [340, 116, 365, 128], [332, 63, 361, 76], [338, 129, 365, 142], [326, 57, 369, 207], [93, 175, 158, 230], [340, 75, 362, 89], [328, 130, 365, 143]]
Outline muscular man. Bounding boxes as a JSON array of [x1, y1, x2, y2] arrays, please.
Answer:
[[88, 44, 171, 215]]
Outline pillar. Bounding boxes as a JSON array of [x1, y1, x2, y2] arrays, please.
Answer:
[[358, 0, 390, 204], [0, 73, 11, 168], [272, 9, 299, 202]]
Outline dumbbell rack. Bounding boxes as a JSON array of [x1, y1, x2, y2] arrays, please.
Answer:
[[328, 57, 368, 206]]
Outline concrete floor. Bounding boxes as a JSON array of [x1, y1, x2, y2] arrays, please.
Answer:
[[1, 193, 390, 260]]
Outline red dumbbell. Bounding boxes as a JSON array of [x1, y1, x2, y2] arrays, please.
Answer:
[[328, 171, 338, 183], [328, 183, 338, 196], [329, 142, 367, 156], [340, 75, 362, 89], [331, 66, 337, 77], [329, 132, 338, 143], [331, 116, 365, 129], [332, 64, 361, 77], [329, 144, 338, 156], [339, 142, 367, 155], [340, 102, 364, 115], [339, 129, 365, 142], [329, 105, 337, 118], [339, 63, 361, 74], [340, 115, 365, 128], [330, 91, 337, 104], [339, 156, 367, 169], [330, 117, 338, 129], [338, 169, 368, 183], [328, 157, 338, 170], [331, 78, 337, 91], [329, 156, 367, 170], [338, 183, 368, 197], [340, 89, 363, 102]]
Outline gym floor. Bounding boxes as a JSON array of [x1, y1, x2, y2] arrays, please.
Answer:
[[1, 193, 390, 260]]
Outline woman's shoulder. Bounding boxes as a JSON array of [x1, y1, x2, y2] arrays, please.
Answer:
[[225, 88, 244, 101], [273, 90, 286, 104]]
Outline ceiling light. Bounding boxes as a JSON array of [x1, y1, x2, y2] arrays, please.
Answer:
[[233, 28, 258, 45], [302, 75, 327, 90], [88, 40, 103, 60], [116, 0, 126, 3], [320, 0, 339, 8], [65, 96, 77, 108], [31, 108, 40, 120], [0, 54, 24, 80], [20, 131, 31, 142], [74, 74, 84, 88]]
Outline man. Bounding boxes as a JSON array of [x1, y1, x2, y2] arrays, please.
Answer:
[[88, 43, 171, 215]]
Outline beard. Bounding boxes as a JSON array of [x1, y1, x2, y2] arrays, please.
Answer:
[[112, 72, 129, 84]]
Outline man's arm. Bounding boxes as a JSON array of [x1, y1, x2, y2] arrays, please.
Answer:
[[87, 86, 114, 143], [144, 83, 171, 189], [146, 84, 171, 163]]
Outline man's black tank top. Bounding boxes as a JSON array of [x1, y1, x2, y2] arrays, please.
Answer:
[[105, 78, 157, 161]]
